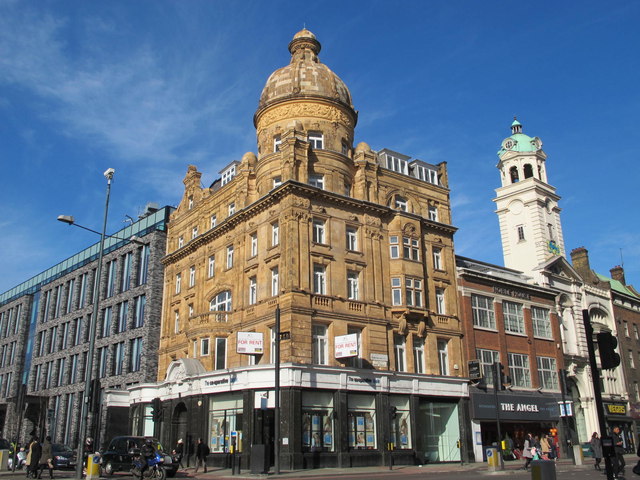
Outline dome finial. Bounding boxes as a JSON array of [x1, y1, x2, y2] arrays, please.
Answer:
[[511, 116, 523, 134], [289, 28, 321, 61]]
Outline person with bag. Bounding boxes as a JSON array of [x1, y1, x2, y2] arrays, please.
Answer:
[[540, 435, 550, 460], [172, 438, 184, 469], [37, 436, 54, 479], [195, 438, 209, 473], [521, 433, 533, 471], [26, 437, 41, 479]]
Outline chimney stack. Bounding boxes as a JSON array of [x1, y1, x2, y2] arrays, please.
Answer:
[[610, 265, 626, 285], [570, 247, 591, 278]]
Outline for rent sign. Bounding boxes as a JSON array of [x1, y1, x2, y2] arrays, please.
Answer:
[[335, 333, 358, 358], [236, 332, 264, 354]]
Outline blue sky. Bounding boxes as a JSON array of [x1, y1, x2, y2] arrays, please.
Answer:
[[1, 1, 639, 294]]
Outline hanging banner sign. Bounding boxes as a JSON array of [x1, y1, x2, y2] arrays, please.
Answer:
[[236, 332, 263, 354], [335, 333, 358, 358]]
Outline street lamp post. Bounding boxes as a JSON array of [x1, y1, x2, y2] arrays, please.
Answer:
[[70, 168, 115, 479]]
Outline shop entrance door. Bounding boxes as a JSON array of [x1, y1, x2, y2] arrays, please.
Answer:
[[253, 408, 275, 468]]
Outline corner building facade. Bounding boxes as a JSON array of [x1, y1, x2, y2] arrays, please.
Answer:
[[149, 30, 469, 469]]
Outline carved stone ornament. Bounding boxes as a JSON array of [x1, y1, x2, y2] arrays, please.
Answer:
[[257, 103, 354, 130], [397, 313, 408, 335], [402, 223, 417, 236], [293, 197, 311, 209], [417, 320, 426, 337]]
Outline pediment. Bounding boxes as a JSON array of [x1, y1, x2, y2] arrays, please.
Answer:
[[165, 358, 206, 382], [534, 256, 582, 282]]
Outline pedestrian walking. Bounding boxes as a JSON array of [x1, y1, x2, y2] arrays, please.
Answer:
[[26, 437, 41, 479], [612, 426, 626, 477], [540, 435, 550, 459], [37, 436, 53, 479], [590, 432, 602, 471], [195, 438, 209, 473], [172, 439, 184, 469], [521, 433, 533, 471]]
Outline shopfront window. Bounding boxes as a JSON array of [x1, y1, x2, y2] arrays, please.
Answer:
[[417, 400, 460, 462], [208, 393, 243, 453], [348, 394, 376, 449], [389, 396, 411, 449], [302, 391, 334, 452]]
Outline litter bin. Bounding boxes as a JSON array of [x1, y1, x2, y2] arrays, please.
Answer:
[[530, 459, 556, 480], [572, 444, 584, 466], [250, 444, 268, 474], [0, 450, 8, 470], [486, 447, 499, 470], [86, 454, 101, 480]]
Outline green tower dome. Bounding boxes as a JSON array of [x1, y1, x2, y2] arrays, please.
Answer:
[[497, 117, 542, 156]]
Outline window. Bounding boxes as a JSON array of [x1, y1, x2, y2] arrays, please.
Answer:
[[274, 135, 281, 152], [72, 318, 82, 346], [79, 273, 88, 308], [308, 131, 324, 149], [313, 264, 327, 295], [532, 306, 552, 338], [438, 339, 449, 375], [69, 354, 78, 384], [347, 327, 362, 368], [54, 285, 62, 318], [271, 222, 279, 246], [624, 321, 630, 337], [271, 267, 279, 297], [98, 346, 108, 378], [347, 400, 377, 449], [130, 338, 143, 372], [189, 304, 193, 317], [394, 334, 406, 372], [34, 364, 42, 390], [106, 260, 117, 297], [517, 225, 525, 241], [432, 247, 442, 270], [347, 271, 359, 300], [210, 214, 217, 229], [121, 253, 131, 292], [344, 182, 351, 196], [394, 195, 407, 212], [346, 227, 358, 251], [391, 278, 402, 306], [428, 206, 438, 222], [201, 338, 210, 356], [42, 291, 51, 322], [102, 307, 112, 338], [635, 324, 639, 340], [174, 311, 180, 334], [178, 236, 184, 248], [208, 255, 215, 278], [435, 288, 446, 314], [65, 279, 75, 313], [188, 195, 193, 209], [508, 353, 531, 387], [413, 337, 425, 374], [536, 356, 559, 390], [477, 348, 499, 386], [192, 226, 198, 239], [503, 301, 525, 334], [386, 154, 407, 174], [117, 301, 128, 333], [390, 236, 400, 259], [341, 141, 349, 155], [273, 177, 282, 188], [189, 266, 196, 288], [309, 174, 325, 189], [405, 278, 423, 307], [471, 294, 496, 329], [302, 391, 335, 452], [175, 273, 182, 294], [133, 295, 145, 328], [56, 357, 66, 386], [403, 237, 420, 261], [215, 338, 227, 369], [250, 233, 258, 257], [629, 350, 635, 369], [60, 322, 69, 350], [221, 165, 236, 186], [228, 202, 235, 216], [313, 219, 326, 244], [138, 245, 150, 285], [114, 342, 125, 375], [312, 324, 328, 365], [249, 277, 257, 305], [210, 291, 232, 313], [226, 245, 234, 269]]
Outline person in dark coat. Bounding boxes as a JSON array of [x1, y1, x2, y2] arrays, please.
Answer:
[[37, 436, 53, 479], [27, 437, 42, 479], [172, 439, 184, 469], [590, 432, 603, 471], [195, 438, 209, 473], [612, 426, 626, 476]]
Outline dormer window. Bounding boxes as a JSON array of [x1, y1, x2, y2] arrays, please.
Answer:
[[309, 174, 324, 190], [386, 154, 408, 174], [308, 131, 324, 149], [221, 165, 236, 186], [274, 135, 281, 152]]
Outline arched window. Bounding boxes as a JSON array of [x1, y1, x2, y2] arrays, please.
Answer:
[[509, 166, 519, 183], [210, 291, 232, 312], [392, 195, 408, 212], [523, 164, 533, 179]]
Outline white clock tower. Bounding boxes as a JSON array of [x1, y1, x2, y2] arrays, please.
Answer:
[[493, 118, 565, 276]]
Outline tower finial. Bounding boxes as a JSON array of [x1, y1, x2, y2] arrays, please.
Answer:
[[511, 116, 523, 134]]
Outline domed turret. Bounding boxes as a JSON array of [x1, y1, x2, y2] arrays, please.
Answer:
[[255, 29, 356, 122]]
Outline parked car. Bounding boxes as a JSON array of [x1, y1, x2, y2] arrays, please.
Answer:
[[52, 443, 77, 469], [101, 436, 177, 477]]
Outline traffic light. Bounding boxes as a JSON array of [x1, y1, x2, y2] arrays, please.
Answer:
[[151, 397, 162, 422], [493, 362, 512, 390], [389, 406, 397, 419], [597, 332, 621, 369]]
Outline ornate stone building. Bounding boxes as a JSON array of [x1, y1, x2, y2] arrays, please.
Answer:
[[147, 30, 468, 469]]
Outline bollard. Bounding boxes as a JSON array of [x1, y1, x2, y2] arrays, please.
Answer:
[[486, 447, 499, 471], [530, 459, 556, 480], [572, 444, 583, 466], [86, 454, 101, 480], [0, 450, 8, 470]]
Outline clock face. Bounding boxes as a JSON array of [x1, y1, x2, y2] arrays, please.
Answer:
[[504, 139, 514, 150]]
